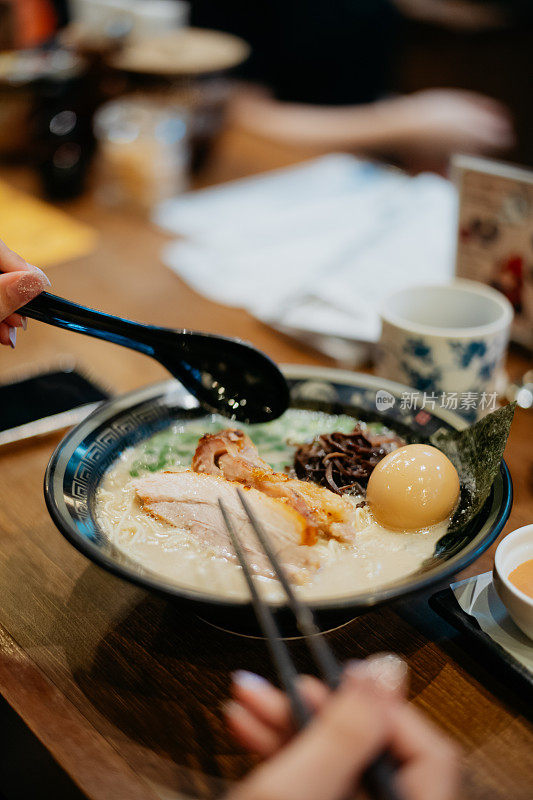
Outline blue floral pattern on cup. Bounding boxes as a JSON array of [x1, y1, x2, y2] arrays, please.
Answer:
[[403, 338, 433, 364], [400, 361, 443, 392], [449, 340, 487, 368], [377, 328, 507, 421], [479, 358, 498, 382]]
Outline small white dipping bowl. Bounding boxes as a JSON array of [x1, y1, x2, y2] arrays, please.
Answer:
[[493, 525, 533, 640]]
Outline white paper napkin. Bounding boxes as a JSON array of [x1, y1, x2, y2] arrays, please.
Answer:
[[155, 155, 457, 349]]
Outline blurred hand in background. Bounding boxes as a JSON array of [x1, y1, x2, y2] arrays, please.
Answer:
[[229, 85, 514, 173], [392, 0, 509, 30]]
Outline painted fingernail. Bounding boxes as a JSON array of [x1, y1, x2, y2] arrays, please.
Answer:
[[232, 670, 270, 690], [6, 272, 49, 303], [341, 658, 361, 681], [344, 659, 361, 669], [25, 264, 51, 286], [8, 326, 16, 349], [222, 699, 242, 717], [21, 316, 27, 331], [361, 653, 408, 695]]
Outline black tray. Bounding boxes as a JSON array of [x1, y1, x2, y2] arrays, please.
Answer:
[[429, 587, 533, 696]]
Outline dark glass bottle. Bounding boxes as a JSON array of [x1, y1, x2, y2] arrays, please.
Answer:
[[32, 51, 95, 200]]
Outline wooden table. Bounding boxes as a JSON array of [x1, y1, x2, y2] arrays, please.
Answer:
[[0, 128, 532, 800]]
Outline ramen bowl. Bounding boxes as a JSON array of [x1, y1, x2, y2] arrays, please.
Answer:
[[44, 366, 512, 632]]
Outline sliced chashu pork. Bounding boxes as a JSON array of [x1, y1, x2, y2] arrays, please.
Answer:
[[192, 429, 359, 544], [133, 470, 320, 583]]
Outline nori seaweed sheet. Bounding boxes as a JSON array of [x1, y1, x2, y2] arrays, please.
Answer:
[[430, 402, 516, 537]]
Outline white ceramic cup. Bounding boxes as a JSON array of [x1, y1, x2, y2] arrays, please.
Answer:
[[493, 525, 533, 640], [375, 280, 513, 419]]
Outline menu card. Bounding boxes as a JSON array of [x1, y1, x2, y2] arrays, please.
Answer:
[[452, 155, 533, 350]]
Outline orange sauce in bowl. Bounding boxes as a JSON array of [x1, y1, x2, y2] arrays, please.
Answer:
[[508, 559, 533, 599]]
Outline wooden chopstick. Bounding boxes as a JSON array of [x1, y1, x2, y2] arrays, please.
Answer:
[[236, 488, 343, 686], [219, 491, 403, 800], [217, 498, 311, 727]]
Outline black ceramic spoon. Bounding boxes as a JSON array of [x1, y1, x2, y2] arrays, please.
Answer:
[[21, 292, 289, 423]]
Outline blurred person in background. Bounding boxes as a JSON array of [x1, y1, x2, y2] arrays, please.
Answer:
[[191, 0, 527, 172]]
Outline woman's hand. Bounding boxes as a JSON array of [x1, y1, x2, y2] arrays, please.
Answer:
[[0, 239, 50, 347], [224, 655, 460, 800]]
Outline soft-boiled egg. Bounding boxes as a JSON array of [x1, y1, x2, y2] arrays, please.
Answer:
[[366, 444, 460, 531]]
